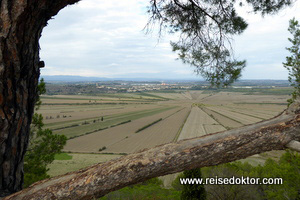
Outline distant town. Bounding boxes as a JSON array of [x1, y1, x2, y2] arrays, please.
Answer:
[[42, 76, 291, 95]]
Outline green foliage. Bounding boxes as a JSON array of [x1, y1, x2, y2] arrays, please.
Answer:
[[171, 41, 246, 87], [181, 168, 206, 200], [100, 178, 180, 200], [258, 150, 300, 200], [135, 118, 162, 133], [99, 146, 107, 152], [201, 150, 300, 200], [246, 0, 293, 15], [172, 173, 184, 191], [202, 162, 261, 200], [283, 18, 300, 105], [35, 78, 46, 109], [23, 79, 67, 188], [147, 0, 293, 87], [54, 153, 73, 160], [147, 1, 292, 87], [148, 0, 249, 87], [138, 92, 170, 100]]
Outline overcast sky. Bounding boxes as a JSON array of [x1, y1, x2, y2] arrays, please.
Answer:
[[39, 0, 300, 80]]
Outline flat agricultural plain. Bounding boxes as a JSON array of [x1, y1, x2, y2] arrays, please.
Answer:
[[104, 107, 191, 154], [177, 106, 226, 141], [41, 89, 290, 177], [64, 107, 184, 153], [48, 153, 121, 177]]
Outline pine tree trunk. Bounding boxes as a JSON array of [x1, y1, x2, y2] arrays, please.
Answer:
[[0, 0, 300, 199], [0, 0, 79, 196]]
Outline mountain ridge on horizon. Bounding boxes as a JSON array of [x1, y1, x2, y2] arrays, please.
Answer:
[[40, 75, 202, 82], [41, 75, 288, 82]]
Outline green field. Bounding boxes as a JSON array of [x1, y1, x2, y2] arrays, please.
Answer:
[[48, 153, 122, 177], [54, 153, 73, 160], [52, 106, 176, 138]]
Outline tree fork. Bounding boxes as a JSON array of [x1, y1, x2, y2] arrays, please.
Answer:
[[3, 101, 300, 200], [0, 0, 80, 196]]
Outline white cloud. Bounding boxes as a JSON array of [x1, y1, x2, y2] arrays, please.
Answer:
[[40, 0, 300, 80]]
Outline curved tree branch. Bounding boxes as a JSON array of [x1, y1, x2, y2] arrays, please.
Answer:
[[3, 101, 300, 200], [0, 0, 298, 198]]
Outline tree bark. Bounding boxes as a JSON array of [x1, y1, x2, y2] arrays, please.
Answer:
[[0, 0, 300, 199], [0, 0, 80, 196], [2, 101, 300, 200]]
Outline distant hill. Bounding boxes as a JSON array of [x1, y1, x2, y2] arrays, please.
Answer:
[[40, 75, 289, 86], [40, 75, 110, 83]]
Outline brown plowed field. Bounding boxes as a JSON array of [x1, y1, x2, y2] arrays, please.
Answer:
[[201, 92, 289, 105], [178, 107, 222, 140], [202, 107, 243, 129], [63, 107, 186, 153], [181, 91, 193, 100], [222, 107, 274, 119], [204, 124, 226, 134], [189, 91, 201, 100], [43, 91, 290, 187], [41, 104, 161, 127], [226, 104, 286, 116], [104, 108, 190, 154], [152, 93, 187, 100], [209, 106, 262, 125]]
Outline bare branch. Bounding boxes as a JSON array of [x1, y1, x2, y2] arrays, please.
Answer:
[[188, 0, 220, 27]]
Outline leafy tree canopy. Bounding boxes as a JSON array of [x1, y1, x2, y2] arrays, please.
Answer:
[[23, 79, 67, 188], [147, 0, 294, 87], [283, 18, 300, 105], [201, 150, 300, 200], [181, 168, 206, 200]]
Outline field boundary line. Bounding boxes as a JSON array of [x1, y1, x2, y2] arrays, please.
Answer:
[[64, 107, 178, 139], [41, 95, 163, 102], [49, 106, 175, 130], [200, 107, 229, 130], [135, 118, 163, 133], [202, 124, 209, 135], [139, 92, 170, 101], [220, 107, 265, 120], [173, 108, 191, 142], [163, 107, 186, 120], [67, 120, 132, 140], [46, 114, 111, 128], [62, 151, 128, 156], [204, 107, 245, 125], [224, 106, 275, 117], [42, 102, 152, 106], [133, 107, 186, 134], [234, 102, 288, 105], [198, 91, 218, 100]]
